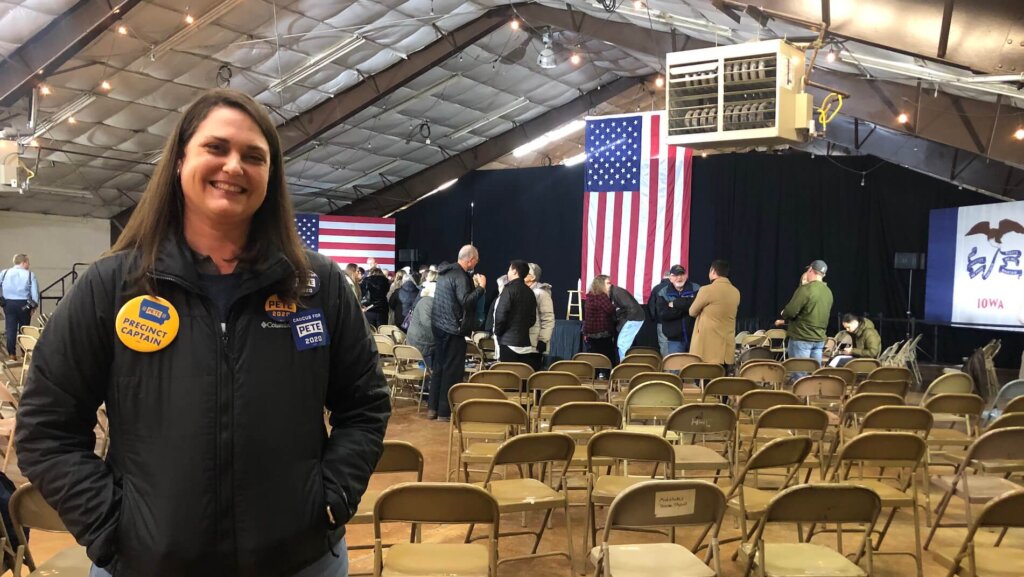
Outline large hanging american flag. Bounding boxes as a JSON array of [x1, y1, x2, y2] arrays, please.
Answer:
[[581, 112, 691, 303], [295, 214, 396, 270]]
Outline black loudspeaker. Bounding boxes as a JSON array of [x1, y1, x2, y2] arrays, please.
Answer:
[[398, 249, 421, 263], [894, 252, 926, 270]]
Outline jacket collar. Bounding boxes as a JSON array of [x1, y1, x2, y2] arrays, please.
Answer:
[[152, 233, 293, 296]]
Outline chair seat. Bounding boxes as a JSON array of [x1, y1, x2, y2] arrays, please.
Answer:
[[622, 424, 678, 441], [573, 446, 613, 468], [27, 545, 91, 576], [932, 475, 1022, 503], [396, 368, 427, 380], [460, 423, 509, 440], [674, 445, 730, 470], [727, 486, 774, 519], [588, 543, 715, 577], [383, 543, 489, 577], [928, 428, 973, 446], [349, 489, 379, 524], [487, 478, 564, 512], [839, 480, 913, 507], [933, 544, 1024, 577], [592, 476, 651, 503], [751, 543, 866, 576], [462, 442, 500, 463]]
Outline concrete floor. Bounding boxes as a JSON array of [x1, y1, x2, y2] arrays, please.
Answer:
[[11, 395, 1024, 576]]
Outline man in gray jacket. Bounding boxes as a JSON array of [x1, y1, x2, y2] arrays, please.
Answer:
[[525, 263, 555, 370]]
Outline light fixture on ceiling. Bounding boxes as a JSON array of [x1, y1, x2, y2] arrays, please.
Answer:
[[570, 53, 581, 65], [897, 112, 909, 124], [117, 25, 128, 35], [268, 36, 366, 92], [39, 85, 51, 96], [654, 75, 664, 88], [184, 7, 195, 25], [20, 93, 96, 143], [445, 97, 530, 140], [1015, 128, 1024, 141], [151, 0, 245, 59], [99, 80, 111, 90], [562, 152, 586, 166], [67, 116, 77, 124], [510, 19, 520, 30], [633, 0, 644, 9], [826, 47, 836, 63], [537, 33, 557, 69], [513, 119, 585, 157]]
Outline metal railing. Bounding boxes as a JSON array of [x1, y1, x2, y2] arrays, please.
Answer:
[[39, 262, 91, 313]]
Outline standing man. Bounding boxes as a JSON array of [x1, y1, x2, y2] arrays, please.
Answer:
[[525, 263, 555, 370], [1, 254, 40, 358], [429, 245, 486, 421], [609, 280, 646, 360], [648, 271, 672, 356], [655, 265, 700, 355], [344, 263, 362, 301], [776, 260, 834, 363], [689, 260, 741, 368], [492, 260, 537, 365]]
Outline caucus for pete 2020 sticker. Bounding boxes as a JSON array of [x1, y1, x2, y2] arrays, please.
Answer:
[[265, 294, 297, 321], [290, 308, 330, 351], [116, 296, 179, 352]]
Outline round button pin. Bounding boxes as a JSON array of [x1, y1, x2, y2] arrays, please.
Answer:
[[265, 294, 297, 321], [115, 295, 179, 352]]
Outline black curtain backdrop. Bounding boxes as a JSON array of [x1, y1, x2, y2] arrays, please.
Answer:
[[396, 154, 1022, 367]]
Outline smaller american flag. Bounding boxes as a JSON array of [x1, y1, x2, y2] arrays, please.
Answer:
[[295, 214, 396, 269]]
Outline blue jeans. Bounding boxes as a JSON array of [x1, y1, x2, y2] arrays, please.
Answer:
[[89, 539, 348, 577], [616, 320, 644, 360], [656, 324, 669, 357], [787, 339, 824, 363], [665, 340, 686, 355]]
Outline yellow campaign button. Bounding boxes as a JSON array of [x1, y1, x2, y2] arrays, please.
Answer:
[[265, 294, 297, 321], [115, 295, 179, 352]]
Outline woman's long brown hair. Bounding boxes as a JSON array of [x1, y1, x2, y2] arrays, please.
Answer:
[[111, 89, 309, 300]]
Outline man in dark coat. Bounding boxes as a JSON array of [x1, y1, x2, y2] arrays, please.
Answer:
[[655, 264, 700, 354], [492, 260, 537, 364]]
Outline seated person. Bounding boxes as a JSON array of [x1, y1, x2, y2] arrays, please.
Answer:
[[828, 313, 881, 367]]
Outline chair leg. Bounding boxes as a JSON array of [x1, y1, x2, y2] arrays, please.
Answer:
[[925, 487, 954, 550], [533, 508, 554, 554]]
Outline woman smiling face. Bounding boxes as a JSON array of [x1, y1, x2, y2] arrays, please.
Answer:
[[178, 105, 271, 227]]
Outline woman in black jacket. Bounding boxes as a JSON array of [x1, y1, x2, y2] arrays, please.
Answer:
[[361, 267, 390, 327], [15, 89, 390, 577]]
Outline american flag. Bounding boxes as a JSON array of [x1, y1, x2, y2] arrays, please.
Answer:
[[295, 214, 396, 270], [582, 112, 691, 303]]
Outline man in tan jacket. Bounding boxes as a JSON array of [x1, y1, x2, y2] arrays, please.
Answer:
[[689, 260, 741, 366]]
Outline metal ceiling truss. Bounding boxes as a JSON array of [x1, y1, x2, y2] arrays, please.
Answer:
[[336, 75, 649, 216], [0, 0, 145, 107], [278, 6, 514, 155], [722, 0, 1024, 74]]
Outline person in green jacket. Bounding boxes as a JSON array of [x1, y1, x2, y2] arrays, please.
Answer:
[[841, 314, 881, 358], [775, 260, 834, 362]]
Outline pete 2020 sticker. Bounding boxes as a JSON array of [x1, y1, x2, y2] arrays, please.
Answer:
[[290, 308, 330, 351], [265, 294, 297, 321], [116, 295, 179, 352]]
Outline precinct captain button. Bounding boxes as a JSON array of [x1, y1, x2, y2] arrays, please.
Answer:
[[264, 294, 297, 321], [116, 295, 179, 352]]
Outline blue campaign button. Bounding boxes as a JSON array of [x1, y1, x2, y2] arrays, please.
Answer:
[[299, 272, 320, 296], [290, 308, 330, 351]]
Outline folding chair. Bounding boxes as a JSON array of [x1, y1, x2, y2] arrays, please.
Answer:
[[926, 426, 1024, 550], [489, 362, 535, 382], [679, 363, 726, 399], [391, 345, 429, 410], [867, 366, 912, 384], [0, 384, 18, 470], [813, 367, 856, 392], [478, 336, 497, 363], [607, 363, 650, 400], [723, 436, 813, 551], [621, 354, 661, 371], [447, 384, 514, 482], [845, 358, 881, 380], [465, 341, 485, 374], [824, 432, 928, 577], [374, 334, 398, 382], [1006, 395, 1024, 414], [932, 489, 1024, 577], [735, 390, 802, 454], [622, 382, 684, 437], [549, 360, 596, 386], [625, 346, 660, 357], [922, 372, 974, 403], [470, 370, 527, 406], [585, 430, 675, 548], [981, 378, 1024, 426], [455, 399, 530, 482], [781, 357, 818, 379], [611, 372, 682, 406], [737, 346, 773, 366], [836, 393, 905, 445], [743, 484, 881, 577], [574, 352, 612, 381], [738, 362, 786, 390], [18, 326, 40, 339], [702, 377, 758, 407], [590, 480, 726, 577], [349, 441, 424, 568], [526, 371, 582, 410], [664, 403, 736, 482], [9, 483, 90, 577], [764, 328, 787, 359], [791, 375, 845, 412], [549, 402, 623, 482], [467, 433, 577, 572], [924, 393, 984, 451], [534, 386, 599, 432], [373, 483, 499, 577], [854, 379, 909, 399], [661, 352, 703, 372]]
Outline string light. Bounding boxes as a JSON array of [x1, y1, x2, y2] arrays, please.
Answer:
[[117, 25, 128, 35], [826, 48, 836, 63], [897, 112, 909, 124], [39, 85, 51, 95], [860, 173, 866, 187], [100, 80, 111, 90], [185, 8, 195, 25], [1014, 128, 1024, 141], [701, 152, 707, 158], [570, 53, 581, 65], [654, 76, 664, 88], [510, 19, 519, 30]]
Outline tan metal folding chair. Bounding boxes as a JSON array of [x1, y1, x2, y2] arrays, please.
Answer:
[[735, 390, 802, 453], [932, 489, 1024, 577], [621, 354, 661, 371], [591, 480, 726, 577], [585, 430, 675, 548], [921, 371, 974, 402], [447, 383, 510, 482], [791, 375, 846, 412], [534, 386, 600, 432], [854, 379, 909, 398], [781, 357, 819, 377], [526, 371, 582, 411], [837, 393, 906, 445], [625, 346, 660, 357], [925, 426, 1024, 550], [664, 403, 736, 483], [739, 362, 786, 390], [679, 363, 726, 399], [744, 484, 881, 577], [373, 482, 499, 577], [813, 366, 856, 391], [845, 358, 881, 380], [469, 370, 527, 406], [661, 352, 703, 372], [610, 372, 682, 406], [455, 399, 529, 482], [622, 382, 684, 437], [468, 433, 577, 573], [608, 363, 652, 400], [489, 362, 535, 382], [9, 483, 90, 577], [824, 432, 928, 577], [867, 366, 912, 384], [747, 405, 830, 482], [391, 345, 429, 410], [549, 360, 596, 386], [702, 377, 758, 406]]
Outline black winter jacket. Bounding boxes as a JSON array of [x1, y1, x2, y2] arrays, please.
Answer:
[[492, 278, 537, 347], [655, 282, 700, 342], [360, 275, 389, 314], [610, 285, 646, 332], [15, 237, 391, 577], [431, 263, 483, 336], [396, 280, 419, 321]]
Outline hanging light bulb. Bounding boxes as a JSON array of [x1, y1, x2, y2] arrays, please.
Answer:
[[39, 85, 51, 96], [826, 48, 836, 63], [185, 8, 195, 25], [654, 76, 664, 88], [860, 174, 866, 187], [897, 112, 909, 124], [100, 80, 112, 90], [701, 152, 707, 158], [67, 116, 77, 124], [1014, 127, 1024, 141], [633, 0, 644, 8], [570, 53, 581, 65], [117, 25, 128, 35], [510, 19, 520, 30]]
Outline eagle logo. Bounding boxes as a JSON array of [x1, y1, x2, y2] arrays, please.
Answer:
[[966, 219, 1024, 247]]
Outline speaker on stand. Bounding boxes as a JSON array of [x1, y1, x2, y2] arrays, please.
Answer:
[[894, 252, 926, 341]]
